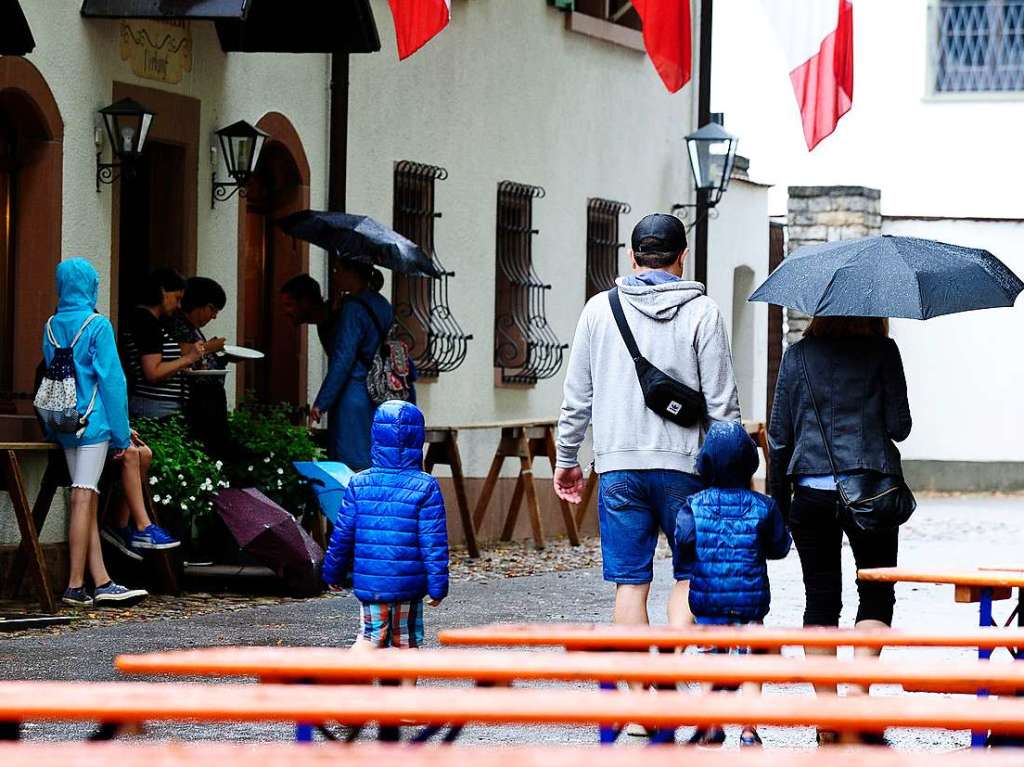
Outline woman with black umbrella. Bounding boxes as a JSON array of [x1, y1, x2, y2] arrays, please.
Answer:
[[768, 316, 911, 744]]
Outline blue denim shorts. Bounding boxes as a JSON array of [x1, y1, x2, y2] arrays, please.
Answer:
[[597, 469, 704, 585]]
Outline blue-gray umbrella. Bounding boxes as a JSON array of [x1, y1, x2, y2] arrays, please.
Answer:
[[749, 235, 1023, 319], [278, 210, 441, 279]]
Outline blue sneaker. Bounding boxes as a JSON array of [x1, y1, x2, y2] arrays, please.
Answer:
[[61, 587, 93, 608], [93, 581, 148, 605], [132, 524, 180, 551], [101, 525, 143, 561]]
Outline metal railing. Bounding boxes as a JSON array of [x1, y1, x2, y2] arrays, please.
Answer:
[[494, 181, 567, 385], [391, 161, 472, 379], [931, 0, 1024, 93], [586, 198, 631, 301]]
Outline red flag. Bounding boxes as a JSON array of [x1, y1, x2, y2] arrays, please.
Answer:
[[632, 0, 693, 93], [387, 0, 451, 60]]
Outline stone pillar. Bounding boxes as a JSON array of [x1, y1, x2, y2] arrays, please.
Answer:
[[785, 186, 882, 345]]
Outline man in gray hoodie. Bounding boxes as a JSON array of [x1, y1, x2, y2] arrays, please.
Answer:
[[554, 213, 741, 628]]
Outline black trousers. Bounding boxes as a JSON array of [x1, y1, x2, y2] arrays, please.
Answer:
[[789, 485, 898, 627]]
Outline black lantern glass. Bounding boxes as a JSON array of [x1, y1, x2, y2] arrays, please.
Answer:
[[685, 119, 738, 207], [99, 98, 154, 162], [212, 120, 269, 207]]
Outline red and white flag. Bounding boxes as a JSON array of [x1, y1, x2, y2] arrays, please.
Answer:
[[763, 0, 854, 150], [632, 0, 693, 93], [387, 0, 451, 60]]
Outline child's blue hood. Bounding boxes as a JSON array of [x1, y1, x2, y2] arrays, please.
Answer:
[[56, 258, 99, 312], [370, 400, 425, 470], [697, 421, 759, 488]]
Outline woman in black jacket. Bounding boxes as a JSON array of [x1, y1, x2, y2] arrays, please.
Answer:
[[768, 316, 911, 740]]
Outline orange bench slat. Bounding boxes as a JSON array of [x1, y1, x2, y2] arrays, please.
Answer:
[[116, 646, 1024, 693], [5, 680, 1024, 733], [858, 568, 1024, 588], [437, 623, 1024, 650]]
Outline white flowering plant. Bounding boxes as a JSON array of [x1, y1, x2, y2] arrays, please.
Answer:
[[227, 401, 322, 514], [134, 416, 226, 538]]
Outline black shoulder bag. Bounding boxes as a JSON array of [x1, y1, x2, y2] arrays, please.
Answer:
[[799, 343, 916, 533], [607, 288, 706, 427]]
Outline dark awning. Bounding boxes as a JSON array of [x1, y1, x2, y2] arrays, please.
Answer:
[[80, 0, 247, 19], [1, 0, 35, 55], [81, 0, 380, 54], [215, 1, 380, 54]]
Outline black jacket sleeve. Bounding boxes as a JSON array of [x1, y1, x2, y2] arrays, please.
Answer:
[[767, 349, 795, 521], [882, 339, 912, 443]]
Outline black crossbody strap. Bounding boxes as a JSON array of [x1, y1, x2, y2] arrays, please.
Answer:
[[798, 343, 840, 479], [607, 288, 643, 362]]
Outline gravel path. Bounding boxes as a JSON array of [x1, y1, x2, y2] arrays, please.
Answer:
[[2, 493, 1022, 750]]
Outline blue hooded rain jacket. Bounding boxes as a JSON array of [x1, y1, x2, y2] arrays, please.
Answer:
[[321, 401, 449, 604], [42, 258, 132, 450], [675, 421, 790, 623]]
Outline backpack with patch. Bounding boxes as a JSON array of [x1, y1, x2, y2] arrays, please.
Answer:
[[349, 297, 413, 405], [34, 314, 100, 437]]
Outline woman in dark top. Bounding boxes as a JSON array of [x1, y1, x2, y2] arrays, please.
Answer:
[[768, 316, 912, 742], [123, 269, 205, 420]]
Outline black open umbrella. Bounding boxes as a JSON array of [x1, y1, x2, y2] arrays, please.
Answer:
[[749, 235, 1023, 319], [278, 210, 441, 279]]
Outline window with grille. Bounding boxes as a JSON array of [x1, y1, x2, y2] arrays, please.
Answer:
[[931, 0, 1024, 93], [494, 181, 567, 385], [391, 161, 472, 379], [558, 0, 642, 31], [586, 198, 630, 301]]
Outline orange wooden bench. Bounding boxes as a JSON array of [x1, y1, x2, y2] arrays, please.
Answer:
[[438, 623, 1024, 652], [2, 743, 1024, 767], [3, 743, 1024, 767], [8, 679, 1024, 739], [116, 646, 1024, 695]]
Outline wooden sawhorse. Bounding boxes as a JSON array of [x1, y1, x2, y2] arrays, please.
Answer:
[[423, 428, 480, 559], [470, 421, 580, 550]]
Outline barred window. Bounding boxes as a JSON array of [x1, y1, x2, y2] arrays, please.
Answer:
[[391, 161, 471, 379], [494, 181, 566, 385], [571, 0, 642, 31], [585, 198, 630, 301], [931, 0, 1024, 93]]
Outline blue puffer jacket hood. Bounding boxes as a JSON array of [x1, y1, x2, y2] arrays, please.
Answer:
[[321, 401, 449, 603], [697, 421, 759, 489], [43, 258, 131, 449]]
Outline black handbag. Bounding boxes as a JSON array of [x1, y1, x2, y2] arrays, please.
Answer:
[[799, 344, 916, 533], [608, 288, 706, 428]]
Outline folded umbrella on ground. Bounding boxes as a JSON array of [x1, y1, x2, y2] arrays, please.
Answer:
[[214, 488, 323, 596], [749, 235, 1023, 319], [277, 209, 441, 278]]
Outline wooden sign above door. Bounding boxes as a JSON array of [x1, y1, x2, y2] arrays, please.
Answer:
[[119, 19, 192, 85]]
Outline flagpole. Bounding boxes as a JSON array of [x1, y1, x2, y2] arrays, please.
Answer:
[[694, 0, 713, 288]]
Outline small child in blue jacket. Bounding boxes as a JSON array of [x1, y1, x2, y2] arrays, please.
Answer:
[[675, 420, 791, 747], [322, 401, 449, 648]]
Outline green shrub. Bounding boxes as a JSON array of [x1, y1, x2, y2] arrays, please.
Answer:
[[134, 416, 226, 538], [227, 401, 323, 514]]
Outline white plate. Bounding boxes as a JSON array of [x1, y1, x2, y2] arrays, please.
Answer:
[[222, 344, 265, 360], [184, 369, 229, 377]]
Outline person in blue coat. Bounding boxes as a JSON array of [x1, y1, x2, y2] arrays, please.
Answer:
[[322, 400, 448, 648], [309, 262, 400, 471], [674, 420, 791, 747], [42, 258, 148, 608]]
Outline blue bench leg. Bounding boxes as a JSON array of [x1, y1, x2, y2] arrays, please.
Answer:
[[972, 587, 994, 749], [296, 723, 314, 742]]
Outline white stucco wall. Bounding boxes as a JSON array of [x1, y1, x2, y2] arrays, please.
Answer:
[[713, 0, 1024, 218], [882, 216, 1024, 462], [347, 0, 698, 476]]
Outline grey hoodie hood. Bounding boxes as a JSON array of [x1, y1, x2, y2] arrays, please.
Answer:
[[616, 277, 706, 322]]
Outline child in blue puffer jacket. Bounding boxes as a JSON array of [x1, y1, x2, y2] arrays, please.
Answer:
[[322, 400, 449, 648], [675, 420, 791, 747]]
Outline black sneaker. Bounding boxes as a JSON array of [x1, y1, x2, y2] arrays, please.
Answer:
[[740, 727, 763, 747], [688, 727, 726, 748], [93, 581, 148, 605], [61, 587, 93, 608]]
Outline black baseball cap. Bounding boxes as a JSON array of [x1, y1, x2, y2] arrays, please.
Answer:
[[631, 213, 688, 254]]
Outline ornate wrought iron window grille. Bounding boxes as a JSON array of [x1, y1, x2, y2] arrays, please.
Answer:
[[494, 180, 567, 385], [586, 198, 631, 301], [931, 1, 1024, 93], [391, 160, 472, 379]]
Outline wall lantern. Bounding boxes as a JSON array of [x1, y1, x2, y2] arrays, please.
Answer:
[[211, 120, 269, 208], [672, 113, 738, 217], [96, 98, 155, 191]]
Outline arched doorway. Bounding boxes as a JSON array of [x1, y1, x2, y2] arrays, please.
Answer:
[[732, 265, 756, 414], [0, 57, 62, 402], [236, 113, 310, 407]]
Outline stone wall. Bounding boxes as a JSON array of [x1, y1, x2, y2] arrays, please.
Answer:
[[785, 186, 882, 344]]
